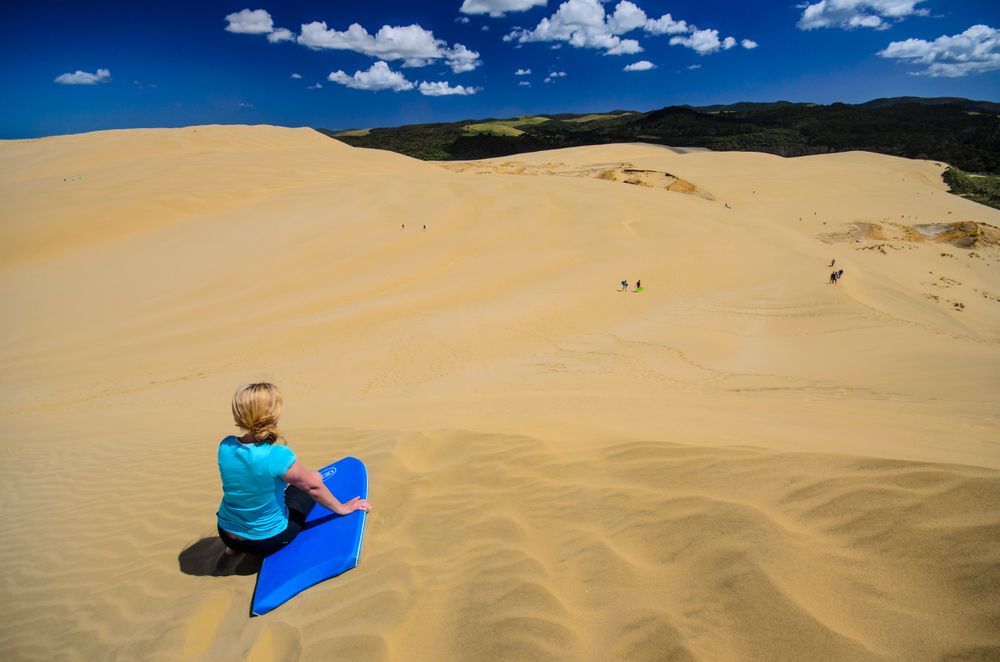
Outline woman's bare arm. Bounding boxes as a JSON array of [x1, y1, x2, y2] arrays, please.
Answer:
[[282, 461, 371, 515]]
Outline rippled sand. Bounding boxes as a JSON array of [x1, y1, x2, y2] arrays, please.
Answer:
[[1, 126, 998, 661]]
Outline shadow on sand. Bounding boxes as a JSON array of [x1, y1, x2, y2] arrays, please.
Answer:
[[179, 537, 262, 577]]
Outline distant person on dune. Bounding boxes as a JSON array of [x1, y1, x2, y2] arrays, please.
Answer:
[[830, 272, 838, 284], [837, 269, 844, 281], [829, 259, 836, 267], [635, 279, 643, 292], [216, 383, 371, 557], [621, 280, 629, 292]]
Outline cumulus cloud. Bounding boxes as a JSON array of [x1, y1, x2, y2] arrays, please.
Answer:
[[505, 0, 749, 57], [670, 28, 735, 55], [225, 8, 274, 34], [307, 82, 323, 89], [54, 68, 111, 85], [878, 24, 1000, 77], [445, 43, 482, 73], [645, 13, 689, 35], [267, 28, 295, 43], [505, 0, 628, 53], [687, 64, 701, 70], [606, 39, 643, 55], [328, 61, 416, 91], [418, 81, 481, 96], [515, 68, 532, 75], [543, 70, 567, 82], [742, 39, 758, 49], [225, 8, 295, 45], [460, 0, 548, 17], [298, 21, 481, 73], [291, 73, 303, 79], [519, 80, 532, 86], [624, 60, 655, 71], [798, 0, 929, 31]]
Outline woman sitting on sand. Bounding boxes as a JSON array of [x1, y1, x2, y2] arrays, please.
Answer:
[[216, 383, 371, 557]]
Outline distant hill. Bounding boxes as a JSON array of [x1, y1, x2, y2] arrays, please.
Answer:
[[859, 97, 1000, 114], [319, 98, 1000, 177]]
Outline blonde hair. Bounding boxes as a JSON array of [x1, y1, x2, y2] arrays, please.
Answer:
[[232, 383, 284, 443]]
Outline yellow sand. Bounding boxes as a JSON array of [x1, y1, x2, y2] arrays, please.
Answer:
[[1, 126, 998, 661]]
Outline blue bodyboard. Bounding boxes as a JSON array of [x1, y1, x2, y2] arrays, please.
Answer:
[[252, 456, 368, 616]]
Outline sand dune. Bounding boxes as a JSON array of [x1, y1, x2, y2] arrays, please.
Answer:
[[1, 126, 998, 661]]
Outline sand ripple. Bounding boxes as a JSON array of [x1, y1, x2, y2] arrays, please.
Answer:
[[2, 429, 998, 661]]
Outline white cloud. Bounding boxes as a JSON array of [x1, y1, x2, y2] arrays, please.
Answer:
[[608, 1, 648, 34], [798, 0, 929, 31], [224, 8, 293, 44], [482, 25, 490, 31], [742, 39, 758, 49], [670, 28, 730, 55], [624, 60, 655, 71], [687, 63, 701, 70], [54, 68, 111, 85], [328, 61, 416, 92], [878, 24, 1000, 77], [515, 68, 532, 75], [267, 27, 295, 43], [505, 0, 747, 57], [291, 73, 303, 79], [445, 43, 482, 73], [606, 39, 643, 55], [645, 13, 689, 35], [505, 0, 626, 53], [519, 80, 532, 86], [460, 0, 548, 17], [418, 81, 481, 96], [298, 21, 481, 73], [543, 70, 567, 82], [225, 8, 274, 34], [308, 82, 323, 89]]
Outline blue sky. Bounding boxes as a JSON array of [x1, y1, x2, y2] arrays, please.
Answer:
[[1, 0, 998, 138]]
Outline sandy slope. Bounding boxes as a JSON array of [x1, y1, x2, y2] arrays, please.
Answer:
[[1, 126, 998, 661]]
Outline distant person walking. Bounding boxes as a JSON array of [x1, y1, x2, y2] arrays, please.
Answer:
[[829, 271, 838, 284], [829, 258, 836, 268], [620, 280, 629, 292], [635, 279, 643, 292], [837, 269, 844, 281]]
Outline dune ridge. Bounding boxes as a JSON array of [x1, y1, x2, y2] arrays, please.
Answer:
[[1, 125, 998, 660]]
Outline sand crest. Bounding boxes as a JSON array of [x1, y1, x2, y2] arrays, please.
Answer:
[[1, 126, 998, 660]]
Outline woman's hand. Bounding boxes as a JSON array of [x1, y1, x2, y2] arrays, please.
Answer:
[[337, 496, 371, 515]]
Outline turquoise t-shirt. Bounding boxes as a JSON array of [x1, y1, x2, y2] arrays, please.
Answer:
[[216, 436, 297, 540]]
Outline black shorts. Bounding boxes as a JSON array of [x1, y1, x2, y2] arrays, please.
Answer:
[[218, 485, 316, 557]]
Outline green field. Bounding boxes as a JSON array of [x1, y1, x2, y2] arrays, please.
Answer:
[[332, 128, 371, 137], [463, 116, 551, 136], [464, 123, 525, 136], [564, 113, 634, 123]]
